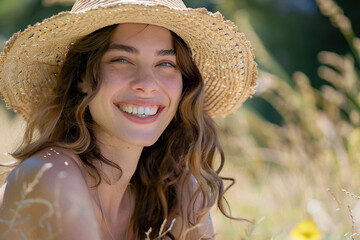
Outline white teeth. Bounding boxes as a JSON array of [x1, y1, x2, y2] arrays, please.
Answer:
[[119, 104, 159, 117], [150, 106, 157, 115], [145, 107, 150, 115]]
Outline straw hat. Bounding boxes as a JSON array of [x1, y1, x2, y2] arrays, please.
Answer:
[[0, 0, 257, 118]]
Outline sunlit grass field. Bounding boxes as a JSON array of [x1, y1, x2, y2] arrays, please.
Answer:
[[1, 0, 360, 239]]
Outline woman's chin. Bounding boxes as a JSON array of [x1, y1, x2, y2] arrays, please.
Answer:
[[120, 134, 161, 148]]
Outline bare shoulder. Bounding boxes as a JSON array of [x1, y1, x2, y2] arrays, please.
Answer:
[[1, 146, 88, 207], [171, 172, 216, 239], [0, 146, 100, 240]]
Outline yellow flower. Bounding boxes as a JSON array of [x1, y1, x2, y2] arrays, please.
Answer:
[[291, 220, 322, 240]]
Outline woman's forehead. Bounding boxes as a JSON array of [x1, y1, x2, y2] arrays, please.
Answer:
[[109, 23, 173, 49]]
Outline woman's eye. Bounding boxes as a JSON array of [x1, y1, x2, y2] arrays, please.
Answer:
[[158, 62, 176, 67], [112, 58, 130, 63]]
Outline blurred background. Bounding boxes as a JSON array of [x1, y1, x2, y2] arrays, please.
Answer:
[[1, 0, 360, 239]]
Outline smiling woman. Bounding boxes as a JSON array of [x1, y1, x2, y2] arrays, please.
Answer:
[[0, 0, 257, 239], [88, 24, 183, 147]]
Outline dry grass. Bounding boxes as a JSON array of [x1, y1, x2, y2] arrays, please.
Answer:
[[0, 107, 24, 184], [212, 0, 360, 239], [0, 163, 60, 240]]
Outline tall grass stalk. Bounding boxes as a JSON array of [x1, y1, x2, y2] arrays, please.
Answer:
[[213, 0, 360, 239]]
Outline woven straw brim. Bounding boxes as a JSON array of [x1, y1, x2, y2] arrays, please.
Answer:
[[0, 3, 257, 119]]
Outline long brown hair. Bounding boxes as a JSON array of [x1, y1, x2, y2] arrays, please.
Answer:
[[11, 24, 245, 239]]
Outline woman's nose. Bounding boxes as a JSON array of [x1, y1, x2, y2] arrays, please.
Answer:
[[130, 67, 159, 94]]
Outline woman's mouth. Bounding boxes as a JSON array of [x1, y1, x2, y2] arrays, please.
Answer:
[[117, 104, 160, 118]]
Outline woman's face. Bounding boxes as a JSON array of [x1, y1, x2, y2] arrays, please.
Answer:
[[88, 23, 183, 147]]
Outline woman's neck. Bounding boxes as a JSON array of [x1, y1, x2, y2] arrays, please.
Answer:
[[97, 141, 142, 182], [91, 131, 143, 219]]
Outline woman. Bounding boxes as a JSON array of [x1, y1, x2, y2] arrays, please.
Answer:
[[0, 0, 257, 239]]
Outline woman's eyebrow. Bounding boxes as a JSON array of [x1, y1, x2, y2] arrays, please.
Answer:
[[108, 44, 175, 56], [157, 49, 176, 56], [108, 44, 138, 54]]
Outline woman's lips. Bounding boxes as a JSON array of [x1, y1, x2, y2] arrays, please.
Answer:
[[114, 102, 164, 124], [119, 104, 159, 116]]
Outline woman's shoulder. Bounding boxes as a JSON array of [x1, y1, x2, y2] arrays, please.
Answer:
[[28, 146, 84, 171], [5, 146, 86, 189], [1, 146, 92, 211], [0, 146, 99, 240]]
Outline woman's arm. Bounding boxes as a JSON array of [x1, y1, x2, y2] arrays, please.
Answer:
[[170, 174, 216, 240], [0, 150, 100, 240], [190, 176, 216, 240], [197, 212, 216, 240]]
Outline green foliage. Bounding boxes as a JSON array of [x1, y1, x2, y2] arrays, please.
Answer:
[[183, 0, 216, 10], [0, 0, 70, 37], [216, 0, 360, 88]]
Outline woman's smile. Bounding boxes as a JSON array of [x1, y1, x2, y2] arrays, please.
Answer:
[[87, 23, 183, 147], [118, 104, 159, 117], [114, 101, 165, 123]]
